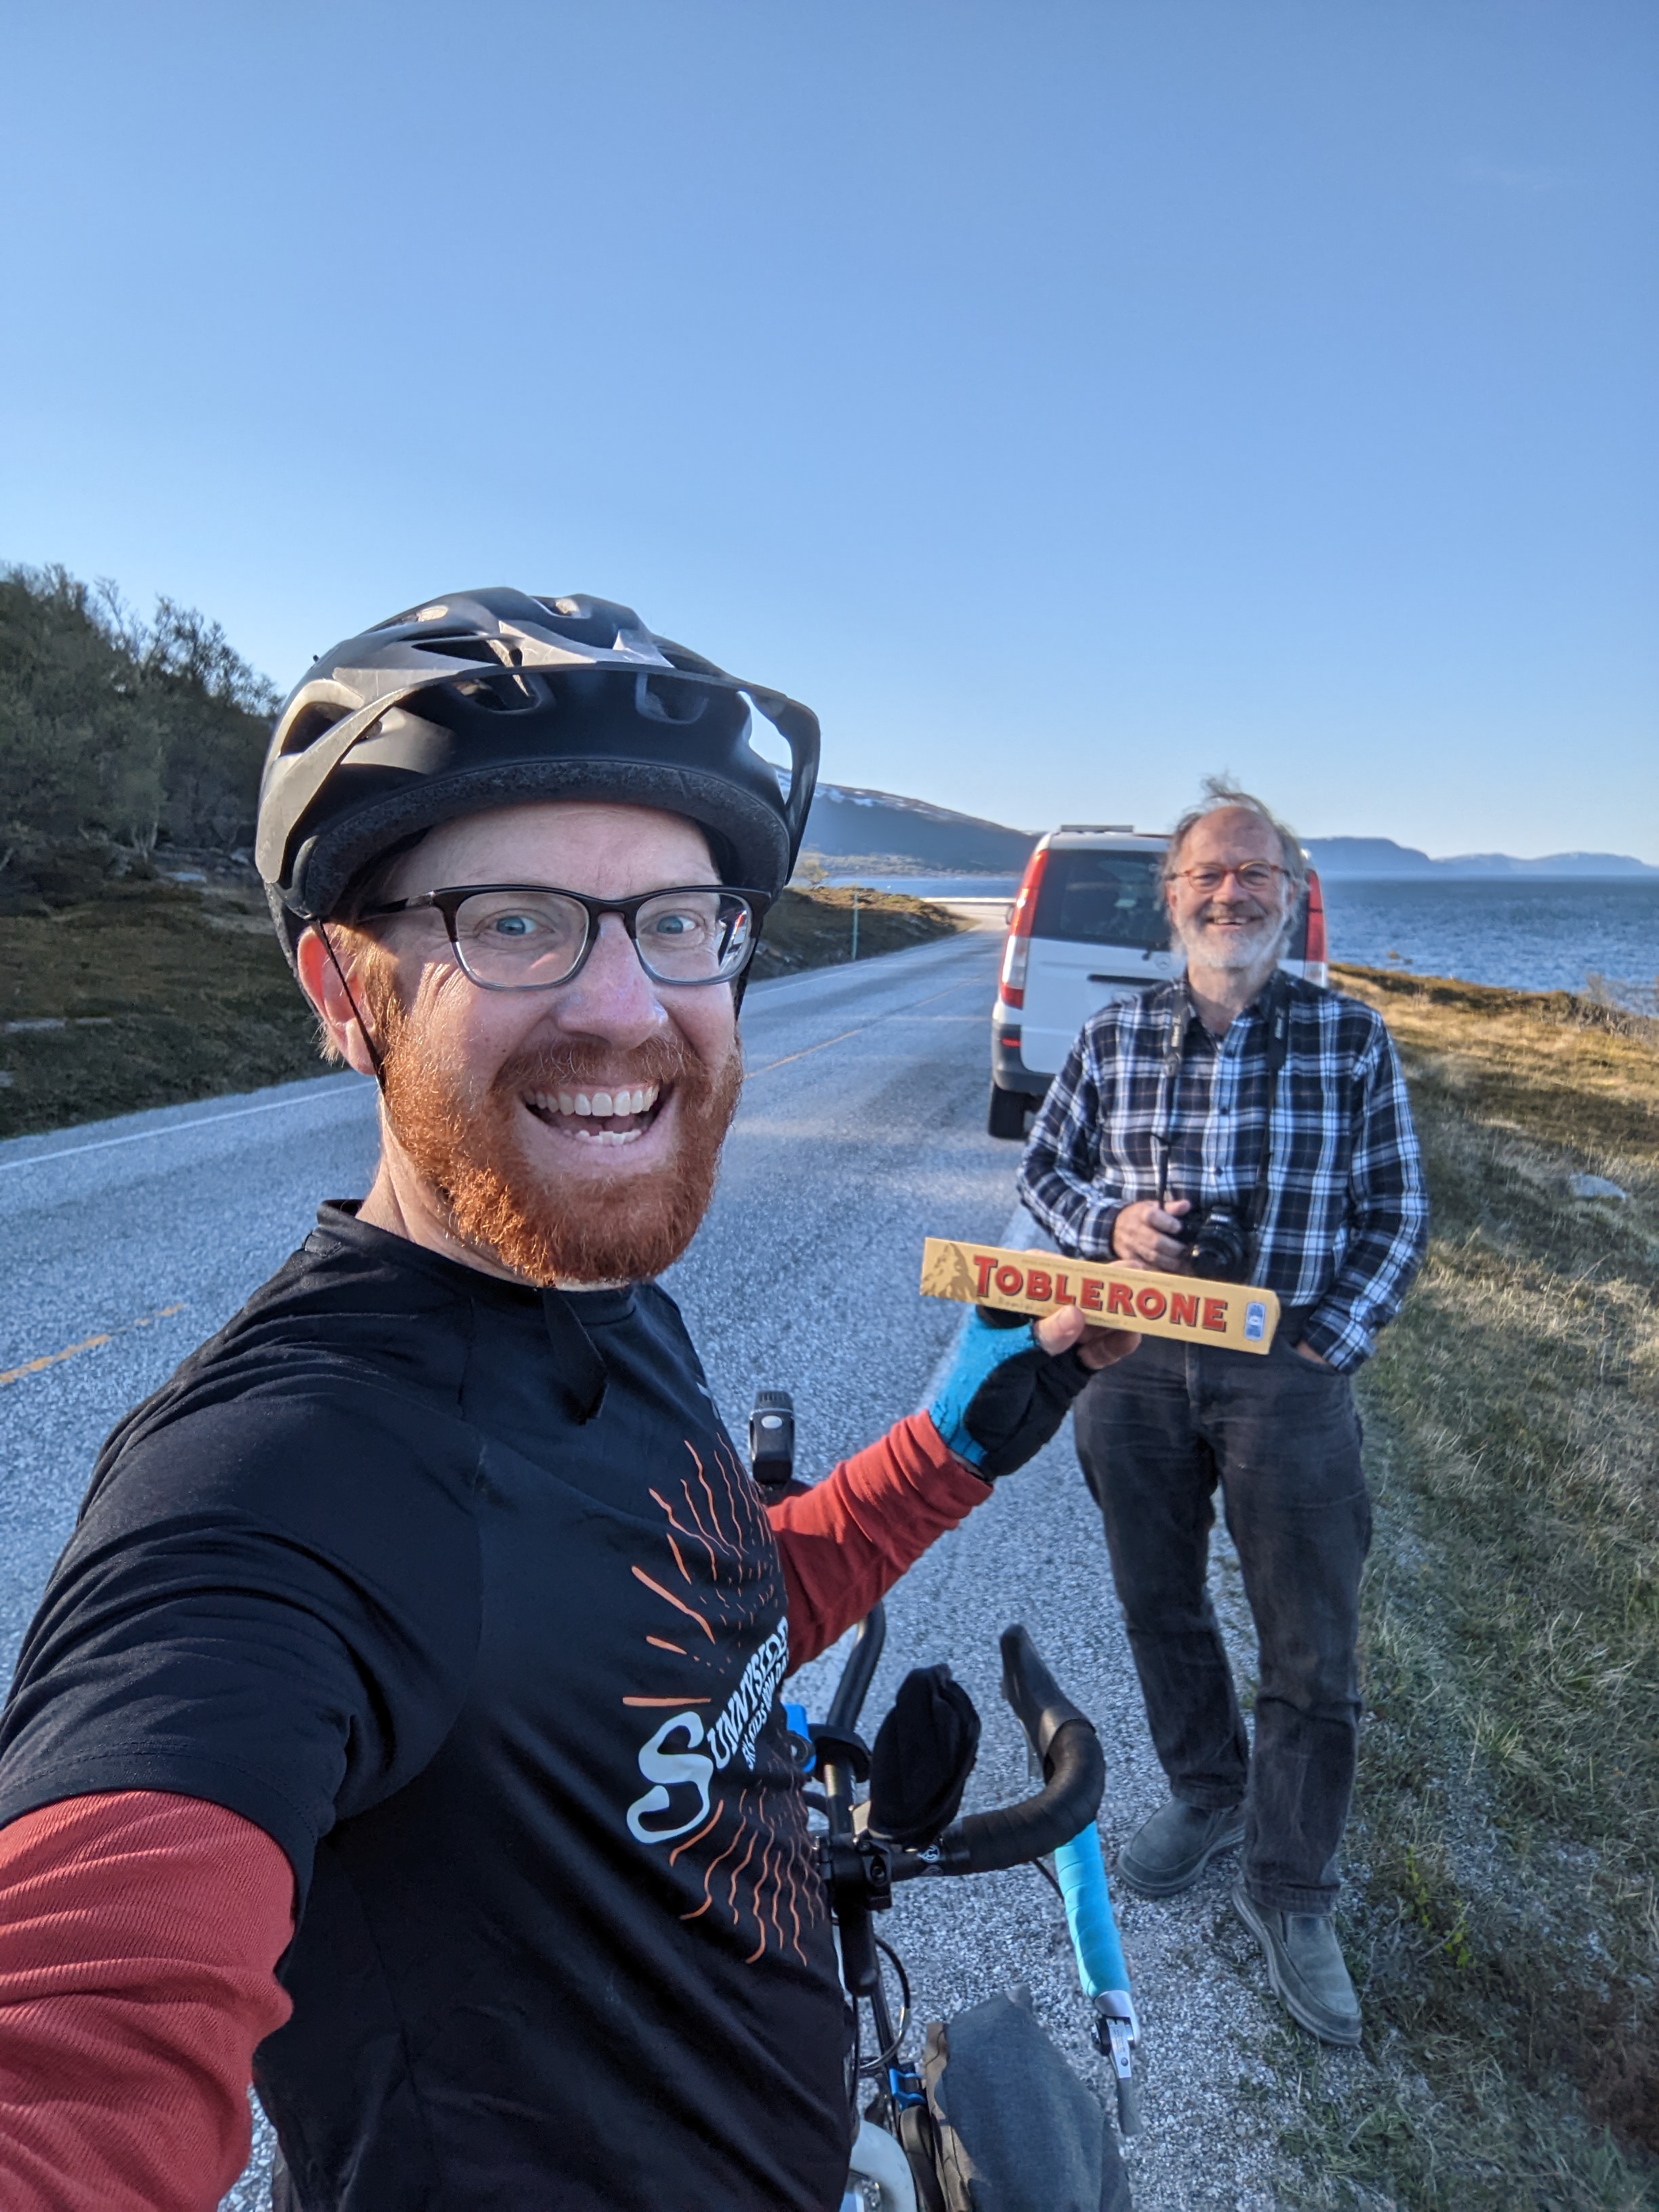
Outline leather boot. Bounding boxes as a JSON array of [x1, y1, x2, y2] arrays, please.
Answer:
[[1116, 1799, 1245, 1897], [1232, 1881, 1362, 2045]]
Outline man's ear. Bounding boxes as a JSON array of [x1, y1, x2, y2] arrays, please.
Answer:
[[296, 925, 380, 1077]]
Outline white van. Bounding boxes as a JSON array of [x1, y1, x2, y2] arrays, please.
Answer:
[[987, 825, 1330, 1139]]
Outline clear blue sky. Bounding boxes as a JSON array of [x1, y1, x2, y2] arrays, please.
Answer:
[[3, 1, 1654, 859]]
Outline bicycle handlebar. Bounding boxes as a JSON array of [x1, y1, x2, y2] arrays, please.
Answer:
[[888, 1624, 1104, 1879], [810, 1609, 1136, 2139], [997, 1623, 1088, 1761], [812, 1616, 1105, 1879], [927, 1714, 1104, 1875]]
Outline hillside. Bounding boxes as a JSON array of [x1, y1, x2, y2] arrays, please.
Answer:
[[801, 782, 1036, 874], [801, 813, 1659, 884], [0, 564, 272, 907], [1307, 836, 1659, 880]]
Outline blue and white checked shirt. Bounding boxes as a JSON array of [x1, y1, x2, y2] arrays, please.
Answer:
[[1017, 978, 1428, 1370]]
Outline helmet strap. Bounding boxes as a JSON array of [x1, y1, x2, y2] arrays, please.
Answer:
[[318, 922, 388, 1089]]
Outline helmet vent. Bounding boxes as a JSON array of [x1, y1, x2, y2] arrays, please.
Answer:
[[452, 672, 546, 714], [635, 673, 708, 726], [281, 701, 352, 755], [412, 633, 516, 668]]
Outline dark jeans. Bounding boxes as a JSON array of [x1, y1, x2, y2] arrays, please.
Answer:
[[1074, 1326, 1370, 1915]]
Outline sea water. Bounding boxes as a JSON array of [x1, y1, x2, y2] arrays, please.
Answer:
[[1319, 879, 1659, 1008], [832, 873, 1659, 1010], [828, 874, 1023, 902]]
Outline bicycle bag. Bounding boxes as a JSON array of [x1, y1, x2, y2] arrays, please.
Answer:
[[918, 1987, 1131, 2212]]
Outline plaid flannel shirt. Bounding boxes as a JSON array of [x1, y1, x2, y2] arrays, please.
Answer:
[[1017, 978, 1428, 1370]]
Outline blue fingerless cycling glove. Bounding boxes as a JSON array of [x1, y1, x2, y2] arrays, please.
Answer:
[[928, 1307, 1096, 1479]]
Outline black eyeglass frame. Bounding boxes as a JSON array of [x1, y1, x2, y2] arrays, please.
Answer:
[[356, 882, 771, 992]]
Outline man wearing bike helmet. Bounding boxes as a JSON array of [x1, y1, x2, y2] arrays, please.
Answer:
[[0, 592, 1132, 2212]]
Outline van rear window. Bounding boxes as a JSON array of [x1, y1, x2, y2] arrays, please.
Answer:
[[1031, 851, 1168, 949]]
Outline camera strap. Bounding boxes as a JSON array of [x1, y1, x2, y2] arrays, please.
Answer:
[[1246, 972, 1292, 1235], [1151, 974, 1292, 1227], [1149, 995, 1190, 1208]]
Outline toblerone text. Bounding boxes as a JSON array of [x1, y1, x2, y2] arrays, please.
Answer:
[[919, 1237, 1281, 1355]]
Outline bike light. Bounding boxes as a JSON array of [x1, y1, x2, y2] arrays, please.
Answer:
[[747, 1388, 796, 1487], [998, 846, 1048, 1009]]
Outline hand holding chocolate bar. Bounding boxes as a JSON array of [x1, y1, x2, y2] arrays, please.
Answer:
[[920, 1237, 1281, 1355]]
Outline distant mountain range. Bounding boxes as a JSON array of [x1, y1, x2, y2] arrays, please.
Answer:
[[797, 790, 1658, 881], [801, 784, 1036, 873], [1303, 838, 1659, 881]]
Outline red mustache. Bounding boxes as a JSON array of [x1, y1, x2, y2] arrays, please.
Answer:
[[492, 1034, 708, 1102]]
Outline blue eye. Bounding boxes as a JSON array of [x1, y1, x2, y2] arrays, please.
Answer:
[[489, 913, 537, 938]]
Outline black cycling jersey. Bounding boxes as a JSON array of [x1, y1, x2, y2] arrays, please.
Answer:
[[0, 1206, 853, 2211]]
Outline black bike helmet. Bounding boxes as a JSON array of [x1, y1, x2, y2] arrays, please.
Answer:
[[255, 588, 820, 967]]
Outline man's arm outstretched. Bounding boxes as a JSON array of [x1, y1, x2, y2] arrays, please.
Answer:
[[0, 1791, 293, 2212]]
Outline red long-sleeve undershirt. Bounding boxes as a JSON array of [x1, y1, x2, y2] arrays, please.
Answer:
[[0, 1414, 987, 2209], [0, 1792, 294, 2211], [769, 1408, 989, 1666]]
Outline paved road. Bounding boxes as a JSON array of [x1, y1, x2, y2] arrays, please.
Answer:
[[0, 926, 1298, 2210], [0, 929, 1000, 1658]]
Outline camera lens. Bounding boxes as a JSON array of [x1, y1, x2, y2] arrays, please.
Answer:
[[1189, 1206, 1249, 1282]]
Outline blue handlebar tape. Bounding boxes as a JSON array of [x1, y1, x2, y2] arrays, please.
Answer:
[[1054, 1826, 1130, 2002]]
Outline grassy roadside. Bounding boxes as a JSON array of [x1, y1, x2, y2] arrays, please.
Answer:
[[1285, 966, 1658, 2209], [0, 874, 964, 1141], [748, 882, 962, 977]]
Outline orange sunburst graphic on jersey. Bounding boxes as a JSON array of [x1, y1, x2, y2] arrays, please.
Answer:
[[625, 1433, 825, 1966]]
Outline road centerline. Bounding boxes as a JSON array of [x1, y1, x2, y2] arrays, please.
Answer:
[[1, 1302, 190, 1390]]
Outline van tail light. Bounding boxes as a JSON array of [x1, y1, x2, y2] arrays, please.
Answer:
[[1303, 869, 1329, 987], [999, 846, 1049, 1008]]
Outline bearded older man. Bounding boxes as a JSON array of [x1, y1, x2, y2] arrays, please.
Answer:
[[1018, 781, 1427, 2047], [0, 593, 1132, 2212]]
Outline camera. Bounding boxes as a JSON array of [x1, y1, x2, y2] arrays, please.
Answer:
[[1181, 1205, 1250, 1282]]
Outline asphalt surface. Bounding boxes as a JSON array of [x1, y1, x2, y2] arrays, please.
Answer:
[[0, 925, 1301, 2210]]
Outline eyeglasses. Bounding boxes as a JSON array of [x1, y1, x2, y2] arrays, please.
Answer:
[[1169, 862, 1288, 896], [357, 884, 764, 991]]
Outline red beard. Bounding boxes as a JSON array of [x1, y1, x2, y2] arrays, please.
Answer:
[[373, 994, 743, 1285]]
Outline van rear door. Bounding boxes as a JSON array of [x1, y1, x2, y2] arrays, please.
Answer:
[[1020, 847, 1180, 1076]]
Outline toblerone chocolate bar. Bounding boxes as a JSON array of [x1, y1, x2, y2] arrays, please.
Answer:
[[920, 1237, 1281, 1354]]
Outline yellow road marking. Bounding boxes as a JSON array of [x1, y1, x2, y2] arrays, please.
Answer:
[[745, 1025, 867, 1078], [1, 1303, 186, 1389]]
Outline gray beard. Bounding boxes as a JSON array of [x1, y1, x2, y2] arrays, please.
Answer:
[[1174, 907, 1294, 975]]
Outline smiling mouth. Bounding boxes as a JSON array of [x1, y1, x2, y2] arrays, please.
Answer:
[[524, 1081, 664, 1148]]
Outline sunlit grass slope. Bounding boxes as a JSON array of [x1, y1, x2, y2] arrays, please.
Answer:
[[1288, 967, 1658, 2209]]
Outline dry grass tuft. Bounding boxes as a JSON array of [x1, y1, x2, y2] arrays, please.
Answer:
[[1283, 967, 1659, 2207]]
